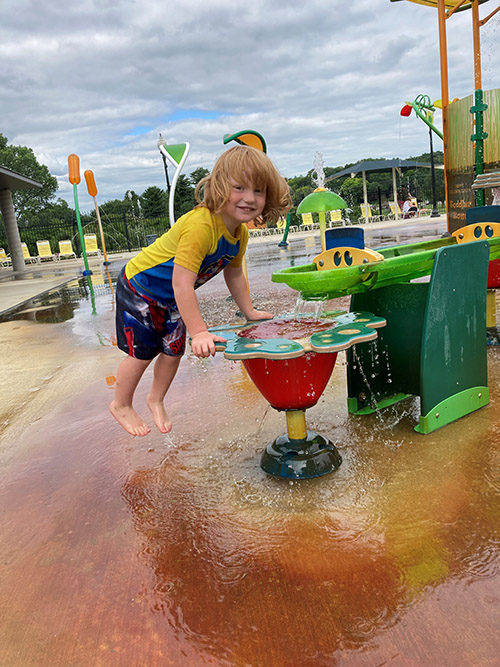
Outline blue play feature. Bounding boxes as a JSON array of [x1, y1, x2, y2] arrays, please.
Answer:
[[325, 227, 365, 250]]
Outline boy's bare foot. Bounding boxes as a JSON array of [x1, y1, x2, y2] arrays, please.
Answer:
[[146, 394, 172, 434], [109, 401, 151, 436]]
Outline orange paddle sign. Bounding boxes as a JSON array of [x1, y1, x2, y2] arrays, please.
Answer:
[[84, 170, 98, 197], [68, 154, 81, 185]]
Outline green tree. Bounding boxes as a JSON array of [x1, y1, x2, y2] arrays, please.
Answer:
[[36, 198, 74, 225], [99, 198, 129, 217], [406, 151, 445, 204], [286, 174, 314, 206], [340, 177, 364, 205], [141, 186, 168, 218], [190, 167, 209, 187], [0, 133, 58, 223]]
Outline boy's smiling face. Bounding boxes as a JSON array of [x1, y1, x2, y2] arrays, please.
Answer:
[[221, 179, 266, 231]]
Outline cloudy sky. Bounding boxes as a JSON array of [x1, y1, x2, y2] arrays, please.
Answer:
[[1, 0, 499, 208]]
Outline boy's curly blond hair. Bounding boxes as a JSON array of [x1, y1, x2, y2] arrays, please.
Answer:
[[195, 145, 292, 225]]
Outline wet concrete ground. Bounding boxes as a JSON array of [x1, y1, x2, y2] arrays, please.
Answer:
[[0, 220, 499, 666]]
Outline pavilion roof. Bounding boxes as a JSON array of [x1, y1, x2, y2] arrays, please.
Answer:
[[0, 166, 41, 191], [326, 159, 443, 182]]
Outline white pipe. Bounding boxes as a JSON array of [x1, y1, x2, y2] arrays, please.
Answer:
[[159, 143, 191, 225]]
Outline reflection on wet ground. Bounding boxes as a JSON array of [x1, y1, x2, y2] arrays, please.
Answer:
[[0, 268, 118, 325], [1, 221, 499, 665]]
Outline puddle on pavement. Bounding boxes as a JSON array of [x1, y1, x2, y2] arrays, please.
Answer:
[[0, 268, 119, 325], [1, 225, 499, 665]]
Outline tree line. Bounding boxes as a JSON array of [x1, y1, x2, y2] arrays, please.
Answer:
[[0, 132, 444, 252]]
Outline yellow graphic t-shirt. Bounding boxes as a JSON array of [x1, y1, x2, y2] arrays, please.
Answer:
[[125, 206, 248, 302]]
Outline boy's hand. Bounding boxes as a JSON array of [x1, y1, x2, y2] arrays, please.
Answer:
[[191, 331, 226, 358], [246, 309, 273, 322]]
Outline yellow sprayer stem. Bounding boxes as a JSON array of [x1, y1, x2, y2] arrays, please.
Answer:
[[286, 410, 308, 441]]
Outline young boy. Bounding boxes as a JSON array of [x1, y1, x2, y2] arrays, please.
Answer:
[[110, 145, 292, 436]]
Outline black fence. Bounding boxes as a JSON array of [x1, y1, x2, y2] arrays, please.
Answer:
[[1, 213, 171, 258]]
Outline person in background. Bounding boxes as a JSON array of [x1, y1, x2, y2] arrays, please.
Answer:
[[402, 194, 418, 218]]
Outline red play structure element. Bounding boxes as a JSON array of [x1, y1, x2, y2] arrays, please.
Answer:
[[488, 259, 500, 289], [239, 318, 339, 411], [242, 352, 338, 411]]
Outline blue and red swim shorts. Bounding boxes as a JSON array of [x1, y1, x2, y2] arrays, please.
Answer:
[[115, 268, 186, 359]]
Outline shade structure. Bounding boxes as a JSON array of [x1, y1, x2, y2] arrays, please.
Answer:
[[326, 159, 444, 223], [0, 166, 42, 191], [325, 159, 443, 181]]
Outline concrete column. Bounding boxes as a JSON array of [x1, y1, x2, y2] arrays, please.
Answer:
[[0, 188, 26, 278]]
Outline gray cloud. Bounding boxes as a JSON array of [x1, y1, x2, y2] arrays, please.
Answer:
[[1, 0, 498, 208]]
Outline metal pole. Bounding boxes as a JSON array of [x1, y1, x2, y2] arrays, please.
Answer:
[[161, 152, 171, 193], [157, 134, 171, 193], [471, 1, 486, 207], [362, 171, 369, 223], [429, 127, 440, 217], [392, 168, 399, 220], [437, 0, 450, 227], [472, 0, 482, 90], [93, 196, 109, 265], [84, 170, 110, 265]]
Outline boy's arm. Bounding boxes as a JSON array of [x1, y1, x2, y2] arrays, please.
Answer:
[[223, 264, 273, 321], [172, 264, 225, 358]]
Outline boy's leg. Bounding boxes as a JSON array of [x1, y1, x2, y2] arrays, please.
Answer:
[[146, 353, 182, 434], [110, 355, 153, 436]]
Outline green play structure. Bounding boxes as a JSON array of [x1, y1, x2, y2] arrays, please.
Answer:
[[273, 230, 500, 434], [347, 241, 490, 434]]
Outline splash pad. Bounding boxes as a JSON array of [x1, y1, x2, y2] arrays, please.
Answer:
[[209, 312, 386, 479]]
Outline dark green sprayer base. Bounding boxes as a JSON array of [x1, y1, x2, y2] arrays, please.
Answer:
[[261, 431, 342, 479]]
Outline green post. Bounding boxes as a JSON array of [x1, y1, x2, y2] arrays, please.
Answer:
[[278, 211, 292, 247], [72, 183, 91, 276], [68, 154, 96, 315], [68, 154, 91, 276], [470, 89, 488, 207]]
